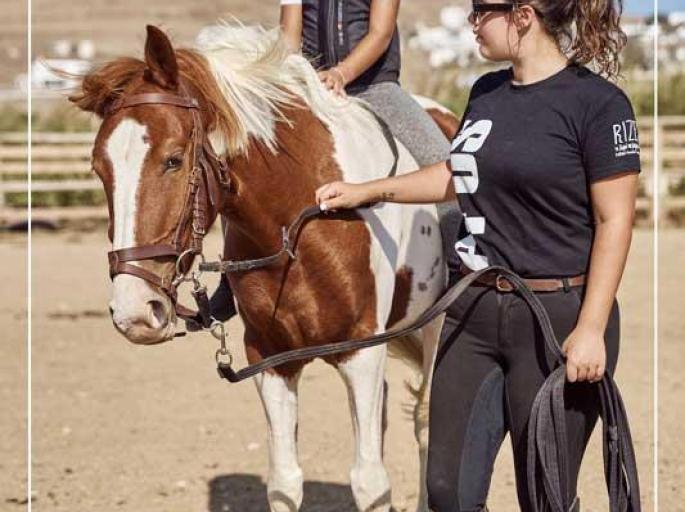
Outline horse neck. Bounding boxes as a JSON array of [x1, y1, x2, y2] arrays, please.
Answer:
[[218, 105, 337, 253]]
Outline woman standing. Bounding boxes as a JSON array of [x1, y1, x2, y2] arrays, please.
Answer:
[[315, 1, 640, 510]]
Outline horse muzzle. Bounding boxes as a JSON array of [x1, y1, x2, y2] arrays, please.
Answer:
[[109, 274, 177, 344]]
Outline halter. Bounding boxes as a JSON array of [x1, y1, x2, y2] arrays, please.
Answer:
[[104, 85, 231, 321]]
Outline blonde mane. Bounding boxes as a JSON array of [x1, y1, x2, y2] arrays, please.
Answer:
[[70, 22, 378, 159], [195, 21, 375, 157]]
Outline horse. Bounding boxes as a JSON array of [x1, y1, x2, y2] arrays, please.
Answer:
[[69, 22, 458, 512]]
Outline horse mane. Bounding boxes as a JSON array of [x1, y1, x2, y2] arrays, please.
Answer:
[[71, 21, 374, 158]]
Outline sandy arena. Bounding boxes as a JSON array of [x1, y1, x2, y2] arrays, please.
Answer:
[[1, 227, 664, 511]]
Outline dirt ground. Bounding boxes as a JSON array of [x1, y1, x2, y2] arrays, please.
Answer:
[[0, 227, 660, 511], [0, 233, 27, 509], [658, 229, 684, 511]]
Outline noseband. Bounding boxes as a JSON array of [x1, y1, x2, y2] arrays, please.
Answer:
[[104, 86, 230, 321]]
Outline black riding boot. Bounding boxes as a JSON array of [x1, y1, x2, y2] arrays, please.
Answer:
[[184, 274, 237, 332], [209, 273, 237, 321]]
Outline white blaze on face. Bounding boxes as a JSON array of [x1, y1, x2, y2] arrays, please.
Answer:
[[106, 118, 150, 250], [105, 117, 173, 342]]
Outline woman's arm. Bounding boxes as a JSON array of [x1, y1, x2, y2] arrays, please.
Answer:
[[280, 3, 303, 52], [315, 160, 456, 209], [562, 171, 639, 382], [319, 0, 400, 95]]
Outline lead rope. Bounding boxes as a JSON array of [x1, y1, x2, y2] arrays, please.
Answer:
[[523, 313, 641, 510]]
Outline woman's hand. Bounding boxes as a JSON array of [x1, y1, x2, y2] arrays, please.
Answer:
[[316, 181, 372, 211], [317, 67, 348, 97], [561, 326, 607, 383]]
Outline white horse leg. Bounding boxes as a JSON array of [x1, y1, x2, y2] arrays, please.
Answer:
[[337, 344, 391, 512], [414, 315, 444, 512], [253, 371, 303, 512]]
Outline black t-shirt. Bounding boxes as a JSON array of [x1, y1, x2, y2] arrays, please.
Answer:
[[448, 64, 641, 278]]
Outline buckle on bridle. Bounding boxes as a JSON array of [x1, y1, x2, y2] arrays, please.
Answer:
[[173, 249, 205, 287], [282, 226, 296, 260]]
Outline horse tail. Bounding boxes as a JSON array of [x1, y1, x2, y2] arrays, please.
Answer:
[[387, 333, 424, 373], [387, 332, 427, 420]]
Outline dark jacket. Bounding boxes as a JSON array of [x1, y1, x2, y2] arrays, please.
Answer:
[[301, 0, 401, 92]]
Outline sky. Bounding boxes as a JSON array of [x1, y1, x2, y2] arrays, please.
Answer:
[[624, 0, 684, 14]]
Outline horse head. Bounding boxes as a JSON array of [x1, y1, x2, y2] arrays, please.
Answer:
[[70, 25, 232, 344]]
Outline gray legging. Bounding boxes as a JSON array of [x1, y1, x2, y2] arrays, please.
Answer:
[[355, 80, 460, 260], [355, 81, 450, 167]]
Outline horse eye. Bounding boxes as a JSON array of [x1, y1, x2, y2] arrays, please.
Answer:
[[164, 156, 183, 172]]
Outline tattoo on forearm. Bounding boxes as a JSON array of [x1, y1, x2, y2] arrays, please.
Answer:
[[380, 191, 395, 202]]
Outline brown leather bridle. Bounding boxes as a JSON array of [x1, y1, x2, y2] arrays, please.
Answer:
[[103, 85, 230, 322]]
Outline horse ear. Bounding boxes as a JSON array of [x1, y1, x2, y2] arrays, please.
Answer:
[[144, 25, 179, 89]]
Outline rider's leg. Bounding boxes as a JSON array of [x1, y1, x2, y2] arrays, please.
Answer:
[[207, 215, 237, 322], [354, 82, 450, 167]]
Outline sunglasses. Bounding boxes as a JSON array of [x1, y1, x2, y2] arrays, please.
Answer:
[[468, 2, 539, 25]]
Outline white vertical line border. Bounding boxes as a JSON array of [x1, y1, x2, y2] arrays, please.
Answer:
[[652, 0, 659, 510], [27, 0, 32, 507]]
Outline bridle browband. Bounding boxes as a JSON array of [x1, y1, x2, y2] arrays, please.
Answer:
[[104, 85, 230, 321]]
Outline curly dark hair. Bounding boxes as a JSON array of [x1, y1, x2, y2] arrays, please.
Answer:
[[523, 0, 627, 79]]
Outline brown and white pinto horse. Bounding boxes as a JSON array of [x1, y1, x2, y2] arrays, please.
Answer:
[[71, 23, 457, 512]]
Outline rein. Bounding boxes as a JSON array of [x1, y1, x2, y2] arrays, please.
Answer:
[[198, 205, 322, 274]]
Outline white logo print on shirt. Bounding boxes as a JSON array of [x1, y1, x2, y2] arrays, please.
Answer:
[[450, 119, 493, 271], [612, 119, 639, 158], [450, 119, 492, 193]]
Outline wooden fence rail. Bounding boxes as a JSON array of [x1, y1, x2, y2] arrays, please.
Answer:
[[0, 130, 102, 225], [1, 116, 684, 227]]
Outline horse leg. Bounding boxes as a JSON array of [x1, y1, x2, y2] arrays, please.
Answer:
[[413, 315, 444, 512], [337, 344, 391, 512], [253, 370, 304, 512]]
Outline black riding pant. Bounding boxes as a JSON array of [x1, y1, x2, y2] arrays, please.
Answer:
[[426, 271, 620, 512]]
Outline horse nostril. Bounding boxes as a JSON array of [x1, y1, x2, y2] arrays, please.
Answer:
[[147, 300, 169, 329], [108, 305, 114, 317]]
